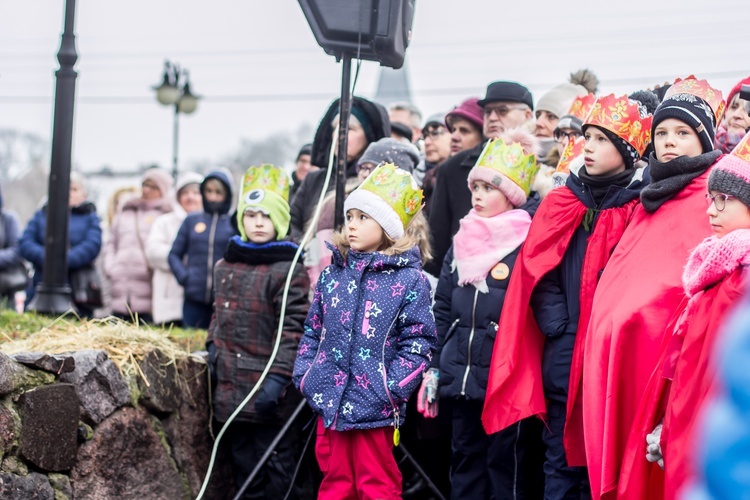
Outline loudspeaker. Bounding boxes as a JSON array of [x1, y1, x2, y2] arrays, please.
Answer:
[[298, 0, 415, 69]]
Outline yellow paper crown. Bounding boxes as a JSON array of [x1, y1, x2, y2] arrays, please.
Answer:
[[556, 136, 586, 175], [567, 93, 597, 121], [664, 75, 725, 126], [359, 163, 424, 229], [731, 131, 750, 163], [584, 94, 653, 156], [474, 138, 540, 197]]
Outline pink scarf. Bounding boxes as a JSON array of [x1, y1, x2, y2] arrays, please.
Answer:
[[452, 209, 531, 293], [682, 229, 750, 298]]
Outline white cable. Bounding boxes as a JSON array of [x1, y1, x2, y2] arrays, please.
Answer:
[[195, 124, 340, 500]]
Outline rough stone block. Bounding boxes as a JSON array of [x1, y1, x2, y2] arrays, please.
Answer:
[[0, 472, 55, 499], [12, 352, 75, 375], [71, 406, 187, 499], [0, 352, 54, 396], [0, 400, 20, 457], [47, 473, 72, 500], [58, 350, 130, 425], [138, 350, 179, 414], [19, 384, 79, 472]]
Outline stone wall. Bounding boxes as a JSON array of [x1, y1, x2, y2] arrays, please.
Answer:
[[0, 349, 233, 499]]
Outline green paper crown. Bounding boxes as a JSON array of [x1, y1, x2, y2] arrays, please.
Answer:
[[237, 164, 292, 241], [240, 164, 290, 203], [359, 163, 424, 229], [474, 139, 539, 196]]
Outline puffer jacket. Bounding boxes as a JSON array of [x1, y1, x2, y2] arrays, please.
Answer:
[[293, 244, 436, 431], [432, 245, 520, 401], [145, 208, 187, 325], [19, 202, 102, 302], [169, 170, 236, 305], [104, 197, 173, 315], [0, 186, 22, 275], [209, 237, 310, 424]]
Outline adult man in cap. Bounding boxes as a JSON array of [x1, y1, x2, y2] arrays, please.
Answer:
[[425, 81, 537, 276], [289, 143, 316, 202]]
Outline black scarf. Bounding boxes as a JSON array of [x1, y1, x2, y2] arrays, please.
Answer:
[[640, 150, 721, 213], [577, 167, 636, 207], [224, 237, 299, 265]]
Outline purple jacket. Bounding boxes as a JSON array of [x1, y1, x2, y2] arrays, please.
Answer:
[[293, 244, 436, 431]]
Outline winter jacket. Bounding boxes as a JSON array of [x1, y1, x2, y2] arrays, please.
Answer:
[[104, 197, 173, 315], [208, 236, 310, 424], [0, 186, 23, 276], [168, 170, 236, 306], [19, 202, 102, 302], [145, 208, 187, 325], [433, 245, 519, 401], [293, 244, 437, 431], [531, 170, 646, 403], [289, 97, 390, 243], [426, 141, 540, 276]]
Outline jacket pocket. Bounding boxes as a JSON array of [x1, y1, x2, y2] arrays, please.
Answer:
[[479, 321, 499, 368]]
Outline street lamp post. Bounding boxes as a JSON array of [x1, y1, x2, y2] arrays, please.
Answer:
[[153, 60, 199, 180]]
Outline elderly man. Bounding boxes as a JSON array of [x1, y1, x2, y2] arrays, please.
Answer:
[[425, 81, 537, 276]]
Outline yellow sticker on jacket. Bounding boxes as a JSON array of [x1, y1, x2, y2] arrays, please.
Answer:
[[491, 263, 510, 281], [194, 222, 207, 234]]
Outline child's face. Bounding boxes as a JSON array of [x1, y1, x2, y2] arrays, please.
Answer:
[[203, 179, 227, 204], [178, 184, 202, 213], [243, 210, 277, 244], [583, 126, 626, 176], [706, 190, 750, 239], [345, 209, 384, 253], [653, 118, 702, 162], [471, 180, 513, 218]]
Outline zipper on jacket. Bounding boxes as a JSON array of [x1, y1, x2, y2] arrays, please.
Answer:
[[381, 310, 402, 414], [460, 288, 480, 396], [205, 212, 218, 304], [299, 327, 326, 393]]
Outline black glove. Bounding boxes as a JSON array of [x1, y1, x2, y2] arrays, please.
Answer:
[[254, 373, 290, 415]]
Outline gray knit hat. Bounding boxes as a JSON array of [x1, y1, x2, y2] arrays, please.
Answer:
[[357, 137, 421, 173]]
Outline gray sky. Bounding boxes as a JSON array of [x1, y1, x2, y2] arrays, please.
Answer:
[[1, 0, 749, 172]]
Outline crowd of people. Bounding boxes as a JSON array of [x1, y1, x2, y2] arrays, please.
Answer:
[[1, 70, 750, 500]]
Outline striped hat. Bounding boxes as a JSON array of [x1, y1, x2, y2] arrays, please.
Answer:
[[708, 131, 750, 207]]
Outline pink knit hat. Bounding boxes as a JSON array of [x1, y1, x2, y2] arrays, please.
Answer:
[[709, 131, 750, 207], [446, 97, 483, 133], [142, 167, 173, 198]]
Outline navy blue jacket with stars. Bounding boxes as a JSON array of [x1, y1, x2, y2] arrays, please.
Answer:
[[293, 243, 437, 431]]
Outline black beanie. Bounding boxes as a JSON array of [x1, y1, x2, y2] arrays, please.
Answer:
[[351, 105, 375, 144], [651, 94, 717, 154], [296, 143, 312, 161], [582, 124, 639, 169]]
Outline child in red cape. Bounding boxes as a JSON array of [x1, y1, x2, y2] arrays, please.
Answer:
[[618, 131, 750, 500]]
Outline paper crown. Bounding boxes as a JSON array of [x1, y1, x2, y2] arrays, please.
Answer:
[[584, 94, 653, 156], [731, 131, 750, 163], [357, 162, 424, 231], [240, 164, 290, 203], [664, 75, 725, 126], [566, 93, 597, 121], [237, 164, 291, 240], [474, 138, 540, 198], [556, 136, 586, 175]]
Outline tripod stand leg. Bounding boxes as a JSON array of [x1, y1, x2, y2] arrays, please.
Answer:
[[397, 443, 447, 500]]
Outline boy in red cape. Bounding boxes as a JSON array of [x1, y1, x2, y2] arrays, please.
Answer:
[[618, 131, 750, 499], [580, 77, 725, 499], [481, 94, 653, 499]]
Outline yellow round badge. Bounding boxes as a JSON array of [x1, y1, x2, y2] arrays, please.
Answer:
[[194, 222, 207, 234], [491, 263, 510, 281]]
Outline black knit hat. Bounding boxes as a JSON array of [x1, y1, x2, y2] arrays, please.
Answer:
[[296, 143, 312, 161], [651, 94, 717, 154], [581, 124, 639, 169]]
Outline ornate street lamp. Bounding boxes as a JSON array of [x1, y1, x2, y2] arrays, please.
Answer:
[[152, 60, 199, 180]]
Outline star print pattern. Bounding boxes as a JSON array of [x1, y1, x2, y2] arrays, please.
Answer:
[[292, 244, 437, 432]]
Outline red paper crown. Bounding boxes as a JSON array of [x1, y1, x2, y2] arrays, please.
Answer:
[[732, 131, 750, 163], [584, 94, 653, 157], [566, 93, 597, 121], [556, 136, 585, 174], [664, 75, 725, 126]]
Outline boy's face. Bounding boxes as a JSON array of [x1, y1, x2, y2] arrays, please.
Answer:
[[243, 210, 276, 244], [345, 208, 384, 253], [653, 118, 703, 162], [706, 190, 750, 239], [583, 126, 626, 176], [204, 179, 227, 204], [471, 180, 513, 218]]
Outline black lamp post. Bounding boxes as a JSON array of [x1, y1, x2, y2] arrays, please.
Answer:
[[29, 0, 79, 315], [153, 61, 199, 180]]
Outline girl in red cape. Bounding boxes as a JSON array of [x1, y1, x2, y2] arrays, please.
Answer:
[[481, 94, 652, 499], [580, 77, 726, 499], [619, 131, 750, 500]]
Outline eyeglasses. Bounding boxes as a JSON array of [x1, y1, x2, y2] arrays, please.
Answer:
[[422, 127, 446, 139], [357, 163, 376, 176], [483, 105, 528, 118], [554, 129, 582, 143], [706, 193, 736, 212]]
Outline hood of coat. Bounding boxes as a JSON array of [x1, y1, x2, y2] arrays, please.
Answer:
[[201, 169, 235, 215], [311, 96, 391, 173]]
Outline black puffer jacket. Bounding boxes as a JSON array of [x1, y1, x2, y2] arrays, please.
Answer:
[[289, 96, 390, 243], [433, 245, 520, 401]]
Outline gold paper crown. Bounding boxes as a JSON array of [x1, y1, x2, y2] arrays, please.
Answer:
[[360, 163, 424, 228], [584, 94, 653, 156], [474, 138, 540, 197], [566, 93, 597, 121], [731, 131, 750, 163], [664, 75, 725, 126], [556, 136, 585, 174]]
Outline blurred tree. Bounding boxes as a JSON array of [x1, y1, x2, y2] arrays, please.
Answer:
[[0, 129, 49, 223]]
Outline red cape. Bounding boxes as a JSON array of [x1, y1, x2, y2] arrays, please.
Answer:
[[582, 170, 715, 499], [618, 268, 746, 500], [482, 185, 638, 469]]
